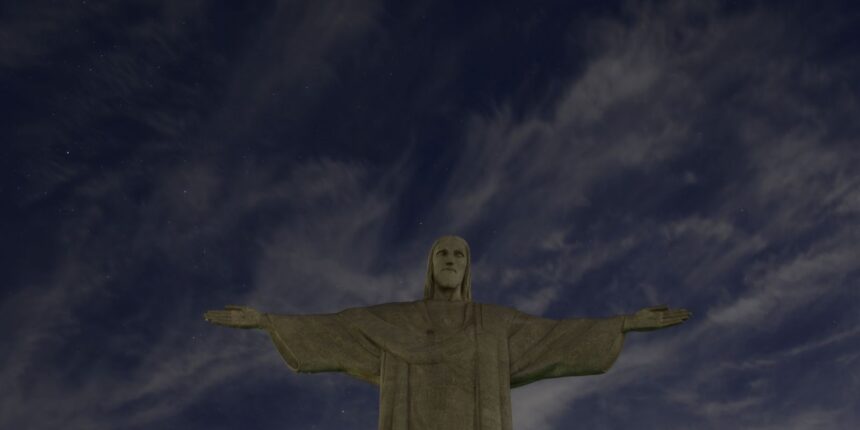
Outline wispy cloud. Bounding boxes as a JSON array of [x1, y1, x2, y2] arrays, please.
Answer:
[[435, 0, 859, 428], [1, 1, 390, 428], [3, 0, 857, 429], [708, 232, 857, 327]]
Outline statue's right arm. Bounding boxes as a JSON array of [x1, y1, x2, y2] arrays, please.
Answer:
[[203, 305, 269, 330], [207, 305, 382, 383]]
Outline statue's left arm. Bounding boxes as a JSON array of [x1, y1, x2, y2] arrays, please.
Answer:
[[507, 306, 690, 387], [507, 312, 626, 387]]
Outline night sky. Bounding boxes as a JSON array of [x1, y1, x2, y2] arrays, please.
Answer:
[[2, 1, 859, 429]]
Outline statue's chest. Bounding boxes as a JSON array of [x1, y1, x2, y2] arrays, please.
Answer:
[[422, 301, 469, 331]]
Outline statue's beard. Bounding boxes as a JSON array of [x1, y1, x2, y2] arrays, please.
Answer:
[[435, 270, 463, 290]]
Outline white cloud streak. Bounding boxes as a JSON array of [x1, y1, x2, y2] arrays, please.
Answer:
[[434, 1, 859, 428], [4, 0, 858, 429], [1, 1, 390, 428]]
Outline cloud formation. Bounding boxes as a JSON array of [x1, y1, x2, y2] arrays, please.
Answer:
[[2, 0, 857, 429]]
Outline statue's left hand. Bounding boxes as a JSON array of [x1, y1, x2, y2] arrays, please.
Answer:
[[622, 305, 691, 332], [203, 305, 265, 329]]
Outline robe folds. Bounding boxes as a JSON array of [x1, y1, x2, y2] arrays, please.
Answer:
[[265, 301, 625, 430]]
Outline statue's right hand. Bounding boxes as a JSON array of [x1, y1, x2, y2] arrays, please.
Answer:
[[203, 305, 263, 329]]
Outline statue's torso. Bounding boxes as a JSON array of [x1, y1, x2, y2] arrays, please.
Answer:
[[410, 300, 477, 429]]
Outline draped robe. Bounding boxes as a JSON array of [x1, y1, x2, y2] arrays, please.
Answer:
[[265, 300, 625, 430]]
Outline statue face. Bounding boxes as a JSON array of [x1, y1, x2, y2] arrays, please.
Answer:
[[431, 236, 468, 292]]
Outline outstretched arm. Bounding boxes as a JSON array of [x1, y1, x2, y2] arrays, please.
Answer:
[[622, 305, 691, 332], [204, 305, 267, 330], [204, 305, 382, 384]]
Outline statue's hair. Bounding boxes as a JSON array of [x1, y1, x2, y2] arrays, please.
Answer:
[[423, 235, 472, 301]]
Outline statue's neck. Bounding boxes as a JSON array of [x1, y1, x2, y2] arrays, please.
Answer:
[[423, 299, 468, 330], [432, 283, 463, 301]]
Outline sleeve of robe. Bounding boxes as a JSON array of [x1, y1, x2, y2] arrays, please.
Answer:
[[263, 310, 382, 385], [507, 311, 626, 388]]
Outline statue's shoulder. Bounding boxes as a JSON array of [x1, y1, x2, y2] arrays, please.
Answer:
[[476, 302, 524, 325], [478, 301, 520, 313], [367, 300, 421, 313], [340, 300, 421, 319]]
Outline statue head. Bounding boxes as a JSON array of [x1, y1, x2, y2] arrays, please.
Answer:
[[423, 235, 472, 301]]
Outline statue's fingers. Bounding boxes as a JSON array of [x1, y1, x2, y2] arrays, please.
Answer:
[[203, 311, 226, 321], [214, 316, 246, 327], [647, 305, 669, 312], [205, 313, 239, 325], [225, 305, 248, 311], [664, 310, 691, 319], [661, 317, 688, 326], [205, 313, 231, 322], [205, 317, 231, 326]]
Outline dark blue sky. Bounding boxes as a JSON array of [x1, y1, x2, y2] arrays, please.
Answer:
[[2, 1, 859, 429]]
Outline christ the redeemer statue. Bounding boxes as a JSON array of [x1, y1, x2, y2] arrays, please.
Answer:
[[204, 235, 691, 430]]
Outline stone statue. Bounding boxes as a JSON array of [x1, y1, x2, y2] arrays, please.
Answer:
[[204, 235, 691, 430]]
